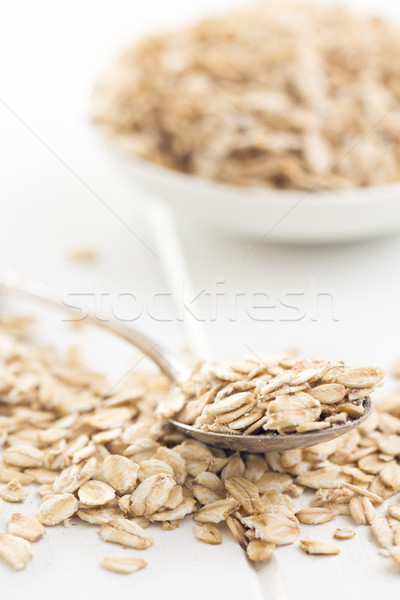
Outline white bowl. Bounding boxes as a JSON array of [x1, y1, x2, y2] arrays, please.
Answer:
[[116, 151, 400, 244]]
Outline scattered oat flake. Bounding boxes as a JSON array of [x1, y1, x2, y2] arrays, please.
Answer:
[[100, 518, 154, 549], [246, 539, 275, 562], [0, 480, 28, 503], [334, 529, 356, 540], [162, 520, 179, 531], [241, 513, 300, 546], [224, 476, 263, 514], [151, 497, 196, 522], [300, 539, 340, 555], [53, 458, 97, 494], [0, 534, 32, 570], [8, 514, 46, 542], [370, 517, 394, 549], [343, 483, 383, 504], [389, 545, 400, 568], [77, 507, 123, 525], [101, 455, 138, 494], [0, 467, 33, 486], [37, 493, 78, 526], [3, 445, 44, 468], [101, 556, 146, 574], [349, 496, 376, 526], [128, 473, 175, 517], [388, 505, 400, 521], [193, 523, 222, 545], [194, 498, 240, 523], [67, 247, 97, 261], [295, 507, 336, 525], [78, 480, 115, 506]]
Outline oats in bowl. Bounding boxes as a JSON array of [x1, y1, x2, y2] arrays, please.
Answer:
[[92, 1, 400, 190]]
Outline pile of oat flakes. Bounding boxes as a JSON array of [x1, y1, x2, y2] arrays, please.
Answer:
[[1, 321, 400, 574], [92, 1, 400, 190], [161, 357, 384, 435]]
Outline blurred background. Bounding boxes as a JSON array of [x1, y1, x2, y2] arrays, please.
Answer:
[[1, 0, 400, 368]]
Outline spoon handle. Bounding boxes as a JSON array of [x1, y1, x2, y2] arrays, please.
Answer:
[[0, 267, 188, 383]]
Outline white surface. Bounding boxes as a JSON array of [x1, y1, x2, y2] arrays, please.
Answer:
[[1, 0, 400, 599], [118, 151, 400, 244]]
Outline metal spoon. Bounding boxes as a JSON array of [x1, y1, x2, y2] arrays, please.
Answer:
[[0, 268, 372, 453]]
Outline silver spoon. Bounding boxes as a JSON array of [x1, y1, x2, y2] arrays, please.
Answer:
[[0, 268, 372, 453]]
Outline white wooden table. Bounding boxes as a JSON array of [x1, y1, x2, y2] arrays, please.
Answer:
[[1, 0, 400, 597]]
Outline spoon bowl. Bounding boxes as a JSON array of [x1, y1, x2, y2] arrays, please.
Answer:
[[170, 397, 372, 452], [0, 268, 374, 454]]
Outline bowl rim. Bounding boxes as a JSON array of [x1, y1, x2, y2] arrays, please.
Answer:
[[114, 144, 400, 207]]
